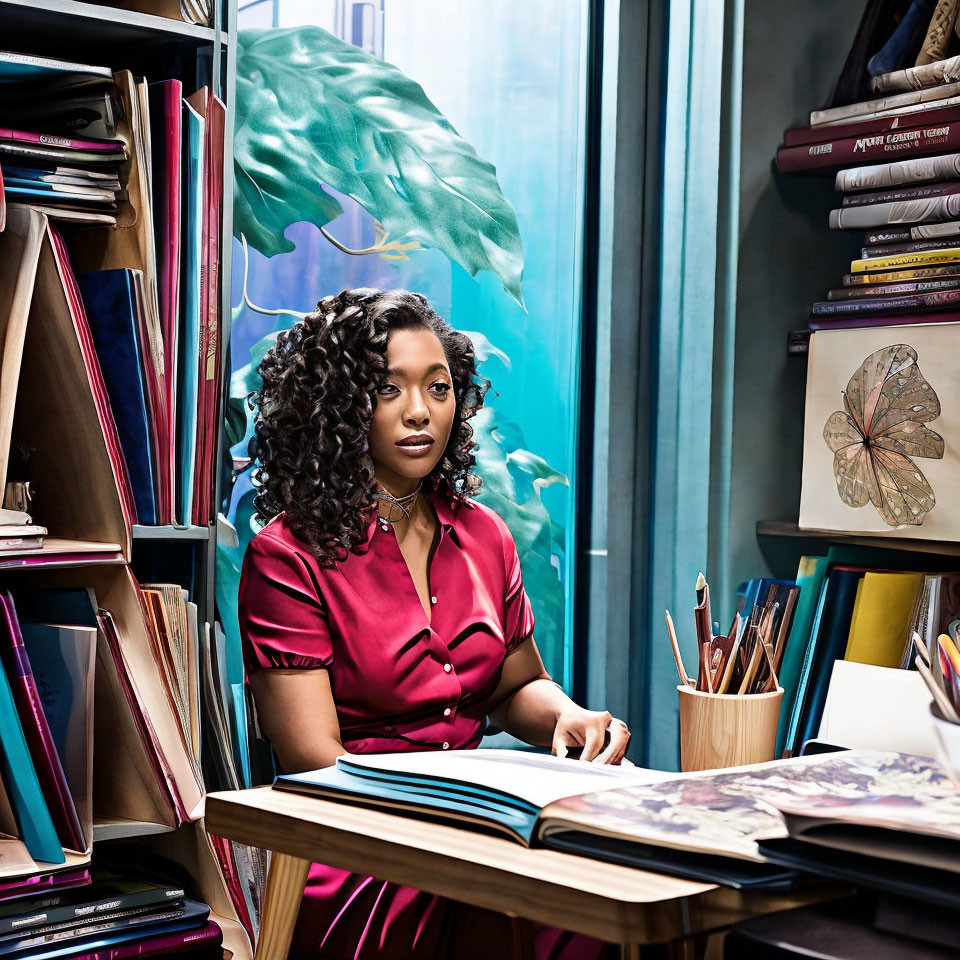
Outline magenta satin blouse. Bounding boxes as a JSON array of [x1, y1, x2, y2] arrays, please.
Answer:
[[239, 488, 535, 752], [238, 489, 602, 960]]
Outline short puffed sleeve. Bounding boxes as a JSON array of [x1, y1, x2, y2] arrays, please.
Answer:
[[499, 519, 536, 653], [238, 531, 334, 674]]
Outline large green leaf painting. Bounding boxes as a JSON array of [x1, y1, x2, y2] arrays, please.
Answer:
[[235, 25, 525, 305]]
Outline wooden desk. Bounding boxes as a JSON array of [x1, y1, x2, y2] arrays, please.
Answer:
[[205, 787, 841, 960]]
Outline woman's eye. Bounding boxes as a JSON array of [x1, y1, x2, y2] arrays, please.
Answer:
[[431, 383, 452, 396]]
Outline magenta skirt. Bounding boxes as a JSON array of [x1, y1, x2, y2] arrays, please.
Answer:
[[289, 862, 609, 959]]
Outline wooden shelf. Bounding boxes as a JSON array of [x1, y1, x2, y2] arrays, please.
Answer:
[[132, 524, 211, 541], [0, 0, 227, 47], [92, 817, 176, 842], [756, 520, 960, 557], [0, 538, 125, 568]]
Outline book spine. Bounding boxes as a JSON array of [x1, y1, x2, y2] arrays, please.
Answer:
[[827, 277, 960, 298], [787, 330, 810, 355], [872, 55, 960, 95], [811, 288, 960, 316], [777, 121, 960, 173], [785, 104, 960, 148], [829, 193, 960, 229], [864, 227, 913, 244], [862, 236, 960, 256], [68, 920, 222, 960], [0, 129, 123, 152], [841, 179, 960, 207], [836, 152, 960, 191], [844, 264, 960, 284], [911, 218, 960, 238], [851, 246, 960, 270], [809, 311, 960, 330], [810, 80, 960, 125], [0, 886, 186, 936]]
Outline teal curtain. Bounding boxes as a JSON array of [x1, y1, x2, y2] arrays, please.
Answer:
[[639, 0, 735, 770]]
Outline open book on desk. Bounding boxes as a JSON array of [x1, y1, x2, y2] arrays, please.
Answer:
[[276, 749, 833, 889]]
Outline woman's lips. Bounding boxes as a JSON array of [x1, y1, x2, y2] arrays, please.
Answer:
[[395, 438, 435, 457]]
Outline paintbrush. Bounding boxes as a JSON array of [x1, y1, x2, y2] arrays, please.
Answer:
[[664, 610, 693, 687]]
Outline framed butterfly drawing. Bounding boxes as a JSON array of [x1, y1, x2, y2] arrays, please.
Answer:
[[800, 325, 960, 541]]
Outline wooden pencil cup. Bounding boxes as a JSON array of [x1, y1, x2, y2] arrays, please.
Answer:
[[678, 685, 783, 772]]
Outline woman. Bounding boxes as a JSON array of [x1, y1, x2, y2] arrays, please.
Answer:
[[238, 288, 630, 959]]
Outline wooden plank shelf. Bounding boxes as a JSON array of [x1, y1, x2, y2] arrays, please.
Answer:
[[756, 520, 960, 558], [0, 0, 227, 47]]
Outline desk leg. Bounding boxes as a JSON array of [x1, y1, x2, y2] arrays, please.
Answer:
[[255, 853, 311, 960]]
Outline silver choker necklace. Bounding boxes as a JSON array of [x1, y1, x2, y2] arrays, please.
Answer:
[[374, 481, 423, 524]]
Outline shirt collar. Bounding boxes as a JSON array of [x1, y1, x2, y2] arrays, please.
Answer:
[[427, 485, 473, 548]]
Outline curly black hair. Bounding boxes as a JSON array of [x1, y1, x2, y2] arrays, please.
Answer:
[[249, 289, 490, 565]]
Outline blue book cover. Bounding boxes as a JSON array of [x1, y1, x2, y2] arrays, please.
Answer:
[[783, 580, 829, 756], [76, 269, 157, 525], [178, 101, 204, 525]]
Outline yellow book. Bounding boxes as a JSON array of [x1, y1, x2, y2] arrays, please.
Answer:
[[851, 247, 960, 273], [845, 578, 865, 655], [846, 264, 960, 285], [844, 572, 924, 667]]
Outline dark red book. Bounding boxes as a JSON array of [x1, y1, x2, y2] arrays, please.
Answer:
[[809, 310, 960, 330], [811, 287, 960, 317], [776, 120, 960, 173], [865, 227, 913, 244], [148, 79, 182, 527], [783, 103, 960, 147]]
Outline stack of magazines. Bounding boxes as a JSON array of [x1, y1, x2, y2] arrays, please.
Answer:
[[776, 48, 960, 343], [0, 871, 222, 960]]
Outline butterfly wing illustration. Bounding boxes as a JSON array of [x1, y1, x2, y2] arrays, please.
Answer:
[[823, 344, 944, 526]]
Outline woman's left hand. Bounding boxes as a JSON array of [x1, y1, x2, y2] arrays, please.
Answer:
[[552, 707, 630, 764]]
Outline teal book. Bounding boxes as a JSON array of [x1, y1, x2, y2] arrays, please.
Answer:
[[783, 578, 829, 756], [177, 100, 204, 525], [794, 568, 865, 751], [776, 556, 827, 758], [0, 617, 64, 864]]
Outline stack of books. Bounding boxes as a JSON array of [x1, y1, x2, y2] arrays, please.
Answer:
[[776, 55, 960, 342], [0, 50, 225, 529], [0, 871, 222, 959]]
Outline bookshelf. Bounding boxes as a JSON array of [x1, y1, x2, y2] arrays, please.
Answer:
[[0, 0, 247, 955], [756, 521, 960, 560], [0, 0, 228, 45]]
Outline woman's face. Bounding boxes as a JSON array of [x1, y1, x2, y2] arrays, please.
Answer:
[[368, 327, 456, 490]]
